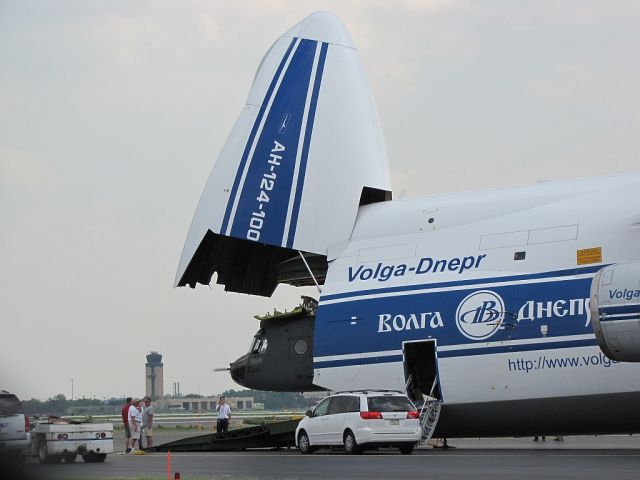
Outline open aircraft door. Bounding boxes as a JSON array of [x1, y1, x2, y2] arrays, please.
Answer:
[[403, 340, 442, 402], [175, 11, 392, 297]]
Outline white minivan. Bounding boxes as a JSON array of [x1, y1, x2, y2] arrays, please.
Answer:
[[296, 391, 421, 454], [0, 390, 30, 462]]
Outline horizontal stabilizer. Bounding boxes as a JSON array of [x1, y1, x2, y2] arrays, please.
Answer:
[[176, 11, 391, 295]]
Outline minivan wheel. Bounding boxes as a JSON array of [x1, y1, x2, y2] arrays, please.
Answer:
[[399, 444, 414, 455], [298, 431, 313, 454], [344, 430, 362, 454]]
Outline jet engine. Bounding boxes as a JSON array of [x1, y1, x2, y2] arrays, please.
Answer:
[[229, 297, 322, 391], [590, 261, 640, 361]]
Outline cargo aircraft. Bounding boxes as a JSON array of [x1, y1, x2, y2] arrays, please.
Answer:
[[175, 12, 640, 437]]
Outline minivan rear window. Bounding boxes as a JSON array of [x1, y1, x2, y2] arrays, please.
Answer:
[[0, 394, 24, 416], [367, 396, 415, 412]]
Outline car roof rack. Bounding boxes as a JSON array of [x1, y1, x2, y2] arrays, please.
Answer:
[[332, 389, 404, 395]]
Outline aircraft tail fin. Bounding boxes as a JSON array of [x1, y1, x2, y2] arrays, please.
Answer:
[[176, 11, 391, 296]]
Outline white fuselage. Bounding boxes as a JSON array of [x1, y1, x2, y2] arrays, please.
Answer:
[[313, 174, 640, 405]]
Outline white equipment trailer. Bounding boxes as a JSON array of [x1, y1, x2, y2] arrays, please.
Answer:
[[27, 417, 114, 463]]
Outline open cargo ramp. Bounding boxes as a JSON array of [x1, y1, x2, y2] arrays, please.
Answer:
[[149, 420, 299, 452]]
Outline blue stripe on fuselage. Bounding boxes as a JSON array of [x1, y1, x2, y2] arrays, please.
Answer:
[[600, 314, 640, 322], [286, 42, 329, 248], [312, 338, 598, 368], [599, 304, 640, 316], [230, 39, 318, 245], [315, 355, 404, 369], [319, 265, 604, 303], [314, 276, 595, 359], [221, 37, 297, 236], [597, 304, 640, 322]]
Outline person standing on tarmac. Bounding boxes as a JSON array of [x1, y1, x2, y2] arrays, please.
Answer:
[[216, 396, 231, 434], [135, 400, 144, 449], [142, 397, 155, 448], [128, 398, 142, 452], [121, 397, 132, 453]]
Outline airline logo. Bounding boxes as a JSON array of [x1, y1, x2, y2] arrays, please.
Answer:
[[348, 254, 487, 283], [455, 290, 505, 340], [377, 311, 444, 333]]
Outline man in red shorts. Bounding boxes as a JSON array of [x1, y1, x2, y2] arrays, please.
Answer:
[[121, 397, 132, 453]]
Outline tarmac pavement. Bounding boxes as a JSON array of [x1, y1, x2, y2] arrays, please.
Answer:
[[5, 432, 640, 480]]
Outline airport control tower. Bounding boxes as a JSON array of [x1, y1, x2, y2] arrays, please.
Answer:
[[145, 351, 164, 399]]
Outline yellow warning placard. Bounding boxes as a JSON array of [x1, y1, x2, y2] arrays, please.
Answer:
[[577, 247, 602, 265]]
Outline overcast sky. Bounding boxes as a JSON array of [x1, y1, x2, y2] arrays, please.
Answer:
[[1, 1, 638, 401]]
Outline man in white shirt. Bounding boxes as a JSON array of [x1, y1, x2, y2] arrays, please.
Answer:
[[142, 397, 155, 448], [216, 396, 231, 433], [128, 398, 142, 452]]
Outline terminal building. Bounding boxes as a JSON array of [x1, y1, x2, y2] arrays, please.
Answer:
[[162, 396, 256, 412]]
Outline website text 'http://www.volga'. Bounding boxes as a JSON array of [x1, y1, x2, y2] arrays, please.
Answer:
[[508, 352, 618, 374]]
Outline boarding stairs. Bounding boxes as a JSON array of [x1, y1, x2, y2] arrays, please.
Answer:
[[406, 375, 443, 443], [419, 397, 442, 443]]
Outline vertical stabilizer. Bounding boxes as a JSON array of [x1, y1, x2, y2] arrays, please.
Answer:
[[176, 11, 391, 295]]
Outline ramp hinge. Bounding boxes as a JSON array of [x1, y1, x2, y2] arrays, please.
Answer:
[[298, 250, 322, 294]]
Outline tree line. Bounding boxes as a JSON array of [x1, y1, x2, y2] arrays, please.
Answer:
[[20, 390, 317, 416], [214, 389, 313, 411], [21, 394, 122, 416]]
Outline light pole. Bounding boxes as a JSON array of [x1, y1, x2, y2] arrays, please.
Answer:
[[70, 379, 74, 401]]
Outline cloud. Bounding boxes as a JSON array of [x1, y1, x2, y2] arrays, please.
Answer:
[[1, 1, 639, 400], [526, 63, 640, 109], [0, 146, 56, 187]]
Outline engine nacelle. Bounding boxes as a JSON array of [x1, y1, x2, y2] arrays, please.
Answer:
[[590, 261, 640, 361]]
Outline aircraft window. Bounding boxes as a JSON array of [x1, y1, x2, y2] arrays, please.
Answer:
[[514, 251, 526, 261], [249, 329, 265, 353], [259, 338, 268, 354], [294, 339, 308, 355], [250, 337, 261, 354], [313, 398, 331, 417]]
